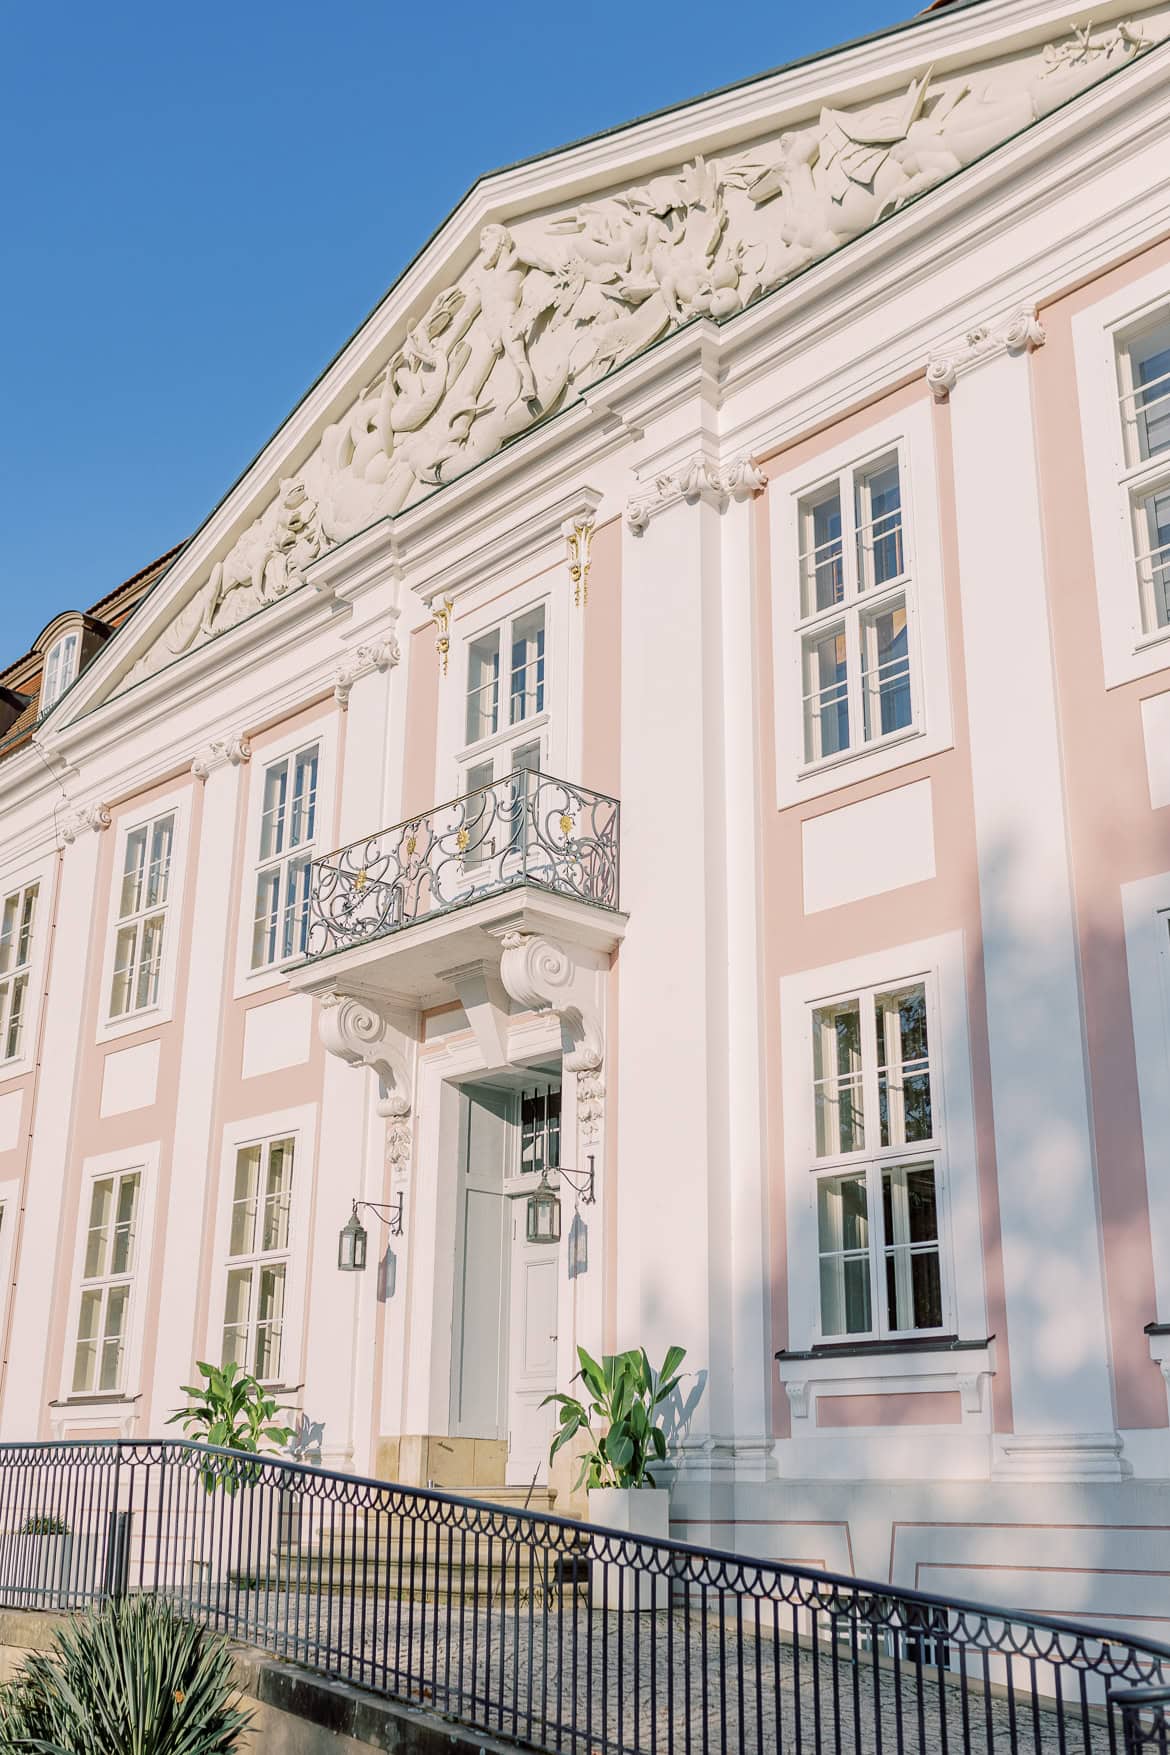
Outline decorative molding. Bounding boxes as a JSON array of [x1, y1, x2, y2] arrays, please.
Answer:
[[564, 515, 595, 609], [495, 929, 606, 1146], [431, 600, 454, 678], [317, 990, 414, 1127], [990, 1431, 1131, 1481], [109, 17, 1159, 691], [784, 1381, 812, 1421], [926, 303, 1047, 399], [332, 636, 402, 706], [58, 801, 111, 846], [190, 734, 252, 781], [956, 1370, 990, 1415], [626, 451, 765, 533]]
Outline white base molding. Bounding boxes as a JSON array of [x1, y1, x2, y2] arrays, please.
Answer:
[[991, 1431, 1131, 1481]]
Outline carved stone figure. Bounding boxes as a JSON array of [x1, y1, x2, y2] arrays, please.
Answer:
[[116, 15, 1163, 693]]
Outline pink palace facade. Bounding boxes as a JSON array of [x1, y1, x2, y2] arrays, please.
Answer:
[[1, 0, 1170, 1633]]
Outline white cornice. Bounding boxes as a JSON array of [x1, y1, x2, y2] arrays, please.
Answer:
[[190, 734, 252, 780]]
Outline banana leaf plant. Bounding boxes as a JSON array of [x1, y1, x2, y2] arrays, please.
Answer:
[[168, 1361, 295, 1495], [543, 1344, 686, 1490]]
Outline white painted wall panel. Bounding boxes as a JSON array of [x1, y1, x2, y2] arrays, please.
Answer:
[[802, 780, 936, 914], [241, 994, 313, 1079], [99, 1039, 161, 1118], [1141, 690, 1170, 811], [0, 1091, 22, 1155]]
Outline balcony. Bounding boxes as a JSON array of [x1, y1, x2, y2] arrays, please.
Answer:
[[292, 772, 622, 1005]]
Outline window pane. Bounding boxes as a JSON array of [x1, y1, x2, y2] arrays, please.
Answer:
[[252, 869, 280, 969], [73, 1289, 103, 1393], [802, 627, 850, 762], [876, 984, 932, 1147], [861, 599, 912, 740], [280, 855, 313, 960], [856, 455, 904, 590], [17, 887, 36, 967], [109, 925, 137, 1018], [99, 1285, 130, 1393], [289, 748, 318, 849], [254, 1265, 286, 1380], [222, 1268, 253, 1368], [0, 894, 17, 976], [1124, 319, 1170, 463], [3, 973, 26, 1059], [799, 485, 844, 616], [466, 632, 500, 743], [510, 608, 546, 726], [1134, 485, 1170, 634], [230, 1146, 261, 1256], [119, 827, 148, 919], [813, 1000, 864, 1154], [84, 1178, 114, 1280], [260, 762, 289, 862], [261, 1139, 293, 1252], [109, 1174, 140, 1277], [817, 1175, 872, 1336], [134, 915, 165, 1011], [882, 1164, 943, 1332], [145, 816, 174, 909]]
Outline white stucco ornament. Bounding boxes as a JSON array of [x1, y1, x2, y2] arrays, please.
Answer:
[[117, 17, 1161, 692]]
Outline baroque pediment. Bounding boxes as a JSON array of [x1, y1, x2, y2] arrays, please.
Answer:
[[114, 10, 1166, 694]]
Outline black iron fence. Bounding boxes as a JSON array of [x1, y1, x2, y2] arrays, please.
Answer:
[[0, 1439, 1167, 1755], [305, 771, 620, 961]]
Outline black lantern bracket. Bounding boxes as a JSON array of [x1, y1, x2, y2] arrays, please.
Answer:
[[356, 1194, 405, 1237], [558, 1157, 596, 1207]]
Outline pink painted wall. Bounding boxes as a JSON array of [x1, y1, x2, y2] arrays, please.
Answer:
[[1032, 233, 1170, 1431], [401, 623, 440, 820], [753, 379, 1013, 1437], [816, 1391, 962, 1428]]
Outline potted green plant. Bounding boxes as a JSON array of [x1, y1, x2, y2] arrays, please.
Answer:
[[544, 1344, 685, 1609], [168, 1361, 295, 1592]]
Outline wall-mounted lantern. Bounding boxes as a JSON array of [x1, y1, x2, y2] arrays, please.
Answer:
[[337, 1194, 405, 1273], [525, 1155, 595, 1247]]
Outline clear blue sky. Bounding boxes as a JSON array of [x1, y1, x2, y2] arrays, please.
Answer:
[[1, 0, 909, 659]]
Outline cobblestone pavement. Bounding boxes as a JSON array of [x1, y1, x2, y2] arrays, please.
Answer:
[[171, 1582, 1148, 1755]]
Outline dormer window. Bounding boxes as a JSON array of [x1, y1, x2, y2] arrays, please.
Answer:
[[40, 631, 79, 714]]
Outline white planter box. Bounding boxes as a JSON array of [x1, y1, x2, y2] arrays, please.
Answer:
[[586, 1487, 671, 1612], [0, 1532, 74, 1602]]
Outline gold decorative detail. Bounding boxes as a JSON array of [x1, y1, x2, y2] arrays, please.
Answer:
[[405, 834, 417, 856], [432, 599, 454, 676], [566, 519, 595, 609], [456, 827, 469, 852], [354, 869, 368, 892], [559, 813, 573, 836]]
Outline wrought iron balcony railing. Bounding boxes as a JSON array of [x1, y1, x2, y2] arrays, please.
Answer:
[[305, 770, 620, 961]]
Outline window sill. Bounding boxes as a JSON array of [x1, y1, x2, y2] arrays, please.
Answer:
[[95, 1004, 172, 1048], [49, 1393, 142, 1408], [776, 1335, 992, 1362]]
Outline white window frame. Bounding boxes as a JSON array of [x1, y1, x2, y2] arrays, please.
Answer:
[[234, 714, 333, 998], [96, 787, 190, 1043], [771, 401, 952, 807], [206, 1104, 316, 1390], [458, 595, 553, 786], [780, 932, 987, 1355], [0, 856, 54, 1084], [58, 1144, 159, 1405], [1074, 265, 1170, 688], [0, 880, 40, 1070], [39, 629, 81, 717]]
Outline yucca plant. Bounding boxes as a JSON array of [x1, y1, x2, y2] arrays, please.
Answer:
[[543, 1344, 686, 1489], [0, 1592, 250, 1753], [167, 1361, 294, 1494]]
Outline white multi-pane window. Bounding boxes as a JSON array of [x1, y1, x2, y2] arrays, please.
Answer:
[[811, 979, 946, 1340], [40, 631, 79, 715], [0, 882, 37, 1062], [72, 1170, 141, 1394], [221, 1135, 294, 1381], [798, 450, 915, 766], [109, 815, 175, 1019], [251, 744, 319, 970], [461, 604, 547, 861], [1117, 311, 1170, 636]]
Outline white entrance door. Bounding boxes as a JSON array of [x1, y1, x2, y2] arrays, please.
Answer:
[[505, 1204, 560, 1486]]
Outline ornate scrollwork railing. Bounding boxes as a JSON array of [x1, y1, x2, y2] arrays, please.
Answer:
[[304, 771, 619, 960]]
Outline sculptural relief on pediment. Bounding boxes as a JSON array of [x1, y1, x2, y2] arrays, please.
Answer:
[[115, 13, 1167, 694]]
